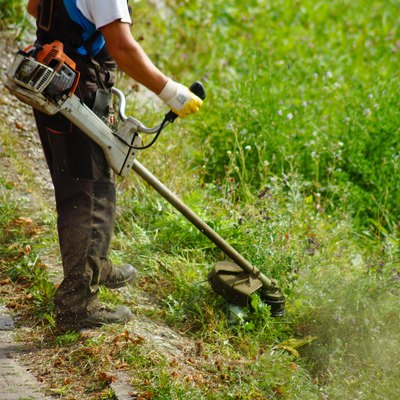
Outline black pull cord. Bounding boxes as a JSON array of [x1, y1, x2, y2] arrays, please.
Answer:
[[113, 81, 206, 150]]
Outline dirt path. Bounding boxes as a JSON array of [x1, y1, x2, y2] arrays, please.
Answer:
[[0, 32, 54, 205], [0, 306, 54, 400]]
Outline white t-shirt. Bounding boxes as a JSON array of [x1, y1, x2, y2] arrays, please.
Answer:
[[76, 0, 132, 29]]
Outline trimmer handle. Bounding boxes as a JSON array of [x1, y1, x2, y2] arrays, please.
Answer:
[[165, 81, 206, 123], [189, 81, 207, 100]]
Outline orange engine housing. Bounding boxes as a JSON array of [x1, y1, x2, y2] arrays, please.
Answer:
[[35, 40, 80, 96], [36, 40, 76, 70]]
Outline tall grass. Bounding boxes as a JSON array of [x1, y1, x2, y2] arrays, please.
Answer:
[[131, 0, 400, 230], [120, 0, 400, 398]]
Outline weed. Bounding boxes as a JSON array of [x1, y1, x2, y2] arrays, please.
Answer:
[[55, 331, 82, 346]]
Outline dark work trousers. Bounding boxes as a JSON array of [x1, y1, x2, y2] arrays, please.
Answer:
[[33, 107, 116, 317], [30, 45, 119, 321]]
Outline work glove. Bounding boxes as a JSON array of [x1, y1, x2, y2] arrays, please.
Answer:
[[158, 78, 203, 118]]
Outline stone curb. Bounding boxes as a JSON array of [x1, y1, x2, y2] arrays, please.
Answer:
[[0, 306, 53, 400]]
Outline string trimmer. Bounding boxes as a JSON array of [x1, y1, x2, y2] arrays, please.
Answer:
[[5, 41, 285, 316]]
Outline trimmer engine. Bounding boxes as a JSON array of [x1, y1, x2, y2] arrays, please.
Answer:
[[36, 41, 80, 98], [6, 41, 142, 176], [6, 41, 79, 114]]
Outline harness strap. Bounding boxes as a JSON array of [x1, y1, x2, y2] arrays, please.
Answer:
[[38, 0, 54, 31], [89, 55, 108, 90]]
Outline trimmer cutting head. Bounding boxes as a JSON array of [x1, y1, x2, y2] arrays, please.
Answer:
[[208, 261, 286, 317]]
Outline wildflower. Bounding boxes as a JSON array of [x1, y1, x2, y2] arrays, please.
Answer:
[[287, 113, 293, 120], [277, 110, 283, 116], [245, 145, 251, 151], [226, 121, 235, 131], [305, 140, 315, 147], [326, 71, 333, 78], [250, 109, 258, 117]]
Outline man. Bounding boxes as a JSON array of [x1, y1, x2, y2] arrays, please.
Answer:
[[26, 0, 203, 330]]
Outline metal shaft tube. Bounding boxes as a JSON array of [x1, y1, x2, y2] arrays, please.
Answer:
[[131, 160, 273, 289]]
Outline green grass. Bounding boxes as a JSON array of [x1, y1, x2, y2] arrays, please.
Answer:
[[118, 0, 400, 397], [130, 0, 400, 230], [2, 0, 400, 398]]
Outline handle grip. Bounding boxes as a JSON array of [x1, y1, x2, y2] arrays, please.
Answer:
[[189, 81, 206, 100], [165, 81, 206, 123]]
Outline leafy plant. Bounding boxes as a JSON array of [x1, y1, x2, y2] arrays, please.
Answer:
[[133, 0, 400, 230], [0, 0, 32, 37]]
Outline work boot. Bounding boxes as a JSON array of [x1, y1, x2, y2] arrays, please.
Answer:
[[56, 304, 133, 331], [100, 262, 137, 289]]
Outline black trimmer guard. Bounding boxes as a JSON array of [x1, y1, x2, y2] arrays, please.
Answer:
[[209, 262, 286, 317], [208, 261, 263, 306]]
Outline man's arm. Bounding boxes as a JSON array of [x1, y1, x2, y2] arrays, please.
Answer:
[[100, 21, 167, 95], [100, 20, 202, 118], [27, 0, 38, 18]]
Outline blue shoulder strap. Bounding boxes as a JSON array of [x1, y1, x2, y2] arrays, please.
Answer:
[[63, 0, 105, 56]]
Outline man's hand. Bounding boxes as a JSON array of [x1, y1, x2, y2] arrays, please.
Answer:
[[159, 79, 203, 118]]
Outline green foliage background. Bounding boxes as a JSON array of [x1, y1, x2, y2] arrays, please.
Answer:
[[2, 0, 400, 399], [133, 0, 400, 230], [0, 0, 26, 29]]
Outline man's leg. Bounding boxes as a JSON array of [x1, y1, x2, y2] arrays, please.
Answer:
[[33, 110, 133, 328]]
